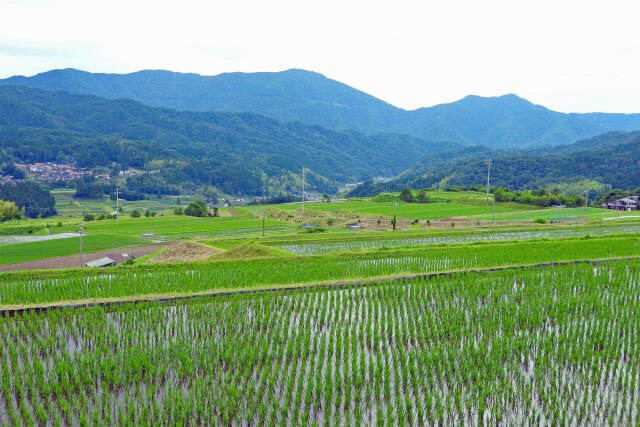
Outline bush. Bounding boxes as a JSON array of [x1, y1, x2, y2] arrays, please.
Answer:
[[174, 207, 184, 216], [0, 200, 23, 222], [304, 227, 326, 234], [185, 200, 208, 217], [83, 213, 96, 222], [534, 217, 547, 224], [399, 188, 413, 202], [131, 209, 141, 218]]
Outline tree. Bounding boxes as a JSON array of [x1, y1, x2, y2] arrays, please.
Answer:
[[417, 189, 432, 203], [0, 182, 56, 218], [185, 200, 208, 217], [203, 186, 221, 203], [0, 164, 25, 180], [399, 188, 413, 202], [322, 193, 331, 202], [391, 214, 397, 231], [0, 200, 22, 221], [131, 209, 141, 218]]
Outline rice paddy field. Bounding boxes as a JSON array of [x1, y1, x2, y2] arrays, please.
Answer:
[[0, 234, 151, 265], [0, 216, 295, 265], [1, 260, 639, 425], [276, 199, 523, 220], [270, 225, 640, 255], [1, 235, 639, 309], [2, 189, 640, 425], [51, 189, 187, 217], [476, 207, 640, 222]]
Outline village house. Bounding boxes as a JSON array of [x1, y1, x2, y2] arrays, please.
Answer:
[[601, 196, 639, 211]]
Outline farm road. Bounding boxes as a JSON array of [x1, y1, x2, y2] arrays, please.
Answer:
[[0, 242, 172, 272]]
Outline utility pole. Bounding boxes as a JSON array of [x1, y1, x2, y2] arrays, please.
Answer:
[[301, 166, 305, 215], [78, 226, 85, 268], [485, 159, 492, 206], [492, 193, 496, 222], [116, 187, 119, 223], [585, 189, 589, 221], [262, 208, 265, 236], [392, 202, 398, 231]]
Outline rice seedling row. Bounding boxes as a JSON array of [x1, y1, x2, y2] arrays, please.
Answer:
[[1, 236, 638, 308], [272, 225, 640, 255], [1, 260, 638, 425]]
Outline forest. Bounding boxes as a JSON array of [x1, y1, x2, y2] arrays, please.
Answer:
[[0, 182, 56, 218]]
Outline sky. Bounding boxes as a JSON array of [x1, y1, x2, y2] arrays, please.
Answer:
[[1, 0, 639, 113]]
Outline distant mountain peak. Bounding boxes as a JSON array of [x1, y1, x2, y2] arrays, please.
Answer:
[[1, 68, 640, 149]]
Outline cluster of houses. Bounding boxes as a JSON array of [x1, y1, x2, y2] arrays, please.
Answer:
[[12, 163, 111, 183], [601, 196, 639, 211]]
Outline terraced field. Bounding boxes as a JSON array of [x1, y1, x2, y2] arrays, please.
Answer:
[[1, 235, 638, 309], [272, 225, 640, 255], [1, 260, 638, 425], [276, 200, 524, 220]]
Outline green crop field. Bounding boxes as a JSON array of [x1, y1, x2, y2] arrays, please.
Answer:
[[77, 216, 292, 239], [2, 235, 638, 308], [0, 234, 151, 265], [270, 224, 640, 255], [51, 189, 186, 217], [275, 199, 525, 220], [1, 260, 639, 425], [0, 215, 295, 265], [476, 207, 640, 221]]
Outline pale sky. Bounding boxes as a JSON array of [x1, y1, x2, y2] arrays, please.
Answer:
[[1, 0, 639, 113]]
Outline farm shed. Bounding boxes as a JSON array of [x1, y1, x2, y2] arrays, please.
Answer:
[[86, 257, 116, 268]]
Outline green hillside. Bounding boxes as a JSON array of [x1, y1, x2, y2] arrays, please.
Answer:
[[396, 131, 640, 191], [0, 85, 457, 195]]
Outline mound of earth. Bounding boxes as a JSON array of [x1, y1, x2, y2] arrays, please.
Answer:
[[147, 241, 219, 264]]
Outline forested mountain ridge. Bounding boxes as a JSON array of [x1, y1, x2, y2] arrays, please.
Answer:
[[3, 68, 640, 148], [0, 85, 457, 195], [395, 131, 640, 191]]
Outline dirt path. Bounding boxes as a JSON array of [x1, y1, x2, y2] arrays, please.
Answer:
[[0, 242, 173, 272]]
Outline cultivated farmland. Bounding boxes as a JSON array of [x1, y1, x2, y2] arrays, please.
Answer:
[[271, 225, 640, 255], [1, 236, 639, 309], [1, 261, 638, 425]]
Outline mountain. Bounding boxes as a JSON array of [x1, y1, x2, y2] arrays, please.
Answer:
[[392, 131, 640, 191], [0, 85, 456, 195], [3, 68, 640, 148], [0, 68, 403, 134]]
